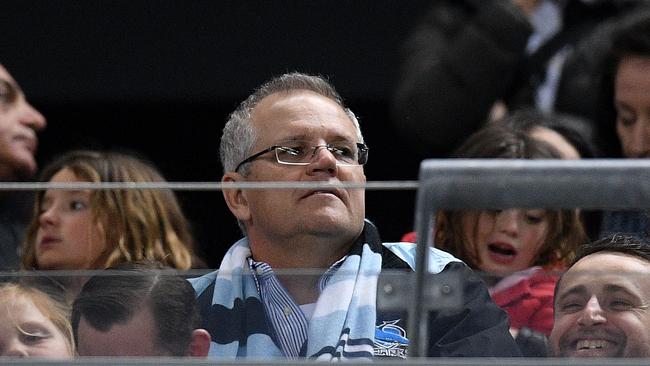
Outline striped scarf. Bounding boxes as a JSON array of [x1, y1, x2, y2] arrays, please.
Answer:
[[190, 221, 385, 360]]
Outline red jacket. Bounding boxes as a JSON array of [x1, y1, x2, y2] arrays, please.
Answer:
[[490, 268, 557, 336], [401, 231, 558, 336]]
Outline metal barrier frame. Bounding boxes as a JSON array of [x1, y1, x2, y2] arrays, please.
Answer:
[[5, 159, 650, 363], [408, 159, 650, 356]]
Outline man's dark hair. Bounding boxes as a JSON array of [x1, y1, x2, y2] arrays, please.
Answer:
[[571, 234, 650, 265], [554, 234, 650, 304], [71, 263, 201, 356]]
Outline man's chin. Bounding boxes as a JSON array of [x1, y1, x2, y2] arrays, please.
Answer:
[[303, 217, 360, 237]]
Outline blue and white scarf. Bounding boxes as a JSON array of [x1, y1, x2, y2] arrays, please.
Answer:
[[190, 221, 385, 360]]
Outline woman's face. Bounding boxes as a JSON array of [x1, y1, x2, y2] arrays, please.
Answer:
[[462, 209, 550, 275], [34, 168, 106, 270], [614, 55, 650, 158], [0, 295, 71, 358]]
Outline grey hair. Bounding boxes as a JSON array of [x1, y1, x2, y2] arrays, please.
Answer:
[[219, 72, 363, 175]]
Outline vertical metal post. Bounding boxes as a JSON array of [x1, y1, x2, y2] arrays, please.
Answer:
[[407, 172, 434, 357]]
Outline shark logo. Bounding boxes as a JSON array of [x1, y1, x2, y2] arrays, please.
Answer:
[[374, 320, 408, 358]]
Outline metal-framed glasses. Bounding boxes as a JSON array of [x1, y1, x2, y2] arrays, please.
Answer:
[[235, 141, 369, 172]]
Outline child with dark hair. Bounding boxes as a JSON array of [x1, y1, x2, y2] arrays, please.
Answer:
[[496, 109, 599, 159], [403, 125, 587, 351]]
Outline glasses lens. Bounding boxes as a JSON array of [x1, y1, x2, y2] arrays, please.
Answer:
[[276, 146, 308, 164], [328, 143, 359, 165], [274, 142, 367, 166], [357, 144, 368, 165]]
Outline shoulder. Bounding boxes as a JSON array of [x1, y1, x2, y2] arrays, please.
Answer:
[[381, 242, 463, 274]]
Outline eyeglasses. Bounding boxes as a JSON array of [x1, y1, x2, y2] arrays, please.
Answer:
[[235, 141, 369, 172]]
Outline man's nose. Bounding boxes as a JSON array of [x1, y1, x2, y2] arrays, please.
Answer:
[[18, 100, 47, 131], [495, 209, 519, 237], [306, 146, 338, 175], [577, 296, 607, 326]]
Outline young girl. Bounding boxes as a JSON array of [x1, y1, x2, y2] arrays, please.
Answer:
[[0, 282, 74, 358], [404, 125, 586, 337], [21, 150, 199, 271]]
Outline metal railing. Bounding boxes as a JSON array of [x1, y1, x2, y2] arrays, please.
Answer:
[[408, 159, 650, 356], [4, 159, 650, 364]]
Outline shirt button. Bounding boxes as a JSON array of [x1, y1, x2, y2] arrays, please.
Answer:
[[283, 306, 292, 316]]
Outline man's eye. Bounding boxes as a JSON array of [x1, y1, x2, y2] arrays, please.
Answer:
[[609, 299, 633, 310], [559, 300, 583, 313], [281, 146, 303, 156], [332, 146, 355, 158]]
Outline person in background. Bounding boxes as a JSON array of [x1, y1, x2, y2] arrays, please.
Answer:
[[0, 64, 47, 269], [190, 72, 520, 359], [0, 281, 73, 358], [550, 235, 650, 357], [391, 0, 639, 159], [588, 11, 650, 238], [494, 109, 602, 239], [72, 263, 210, 357], [21, 150, 202, 271], [403, 125, 586, 356], [495, 109, 598, 160]]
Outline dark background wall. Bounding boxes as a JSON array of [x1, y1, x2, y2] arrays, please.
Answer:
[[1, 0, 431, 266]]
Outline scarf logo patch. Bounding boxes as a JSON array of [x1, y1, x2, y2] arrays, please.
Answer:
[[374, 320, 408, 358]]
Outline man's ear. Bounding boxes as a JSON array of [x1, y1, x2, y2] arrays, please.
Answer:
[[222, 173, 251, 222], [187, 329, 211, 357]]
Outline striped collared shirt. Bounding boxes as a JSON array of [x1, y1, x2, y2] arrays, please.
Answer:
[[248, 256, 346, 358]]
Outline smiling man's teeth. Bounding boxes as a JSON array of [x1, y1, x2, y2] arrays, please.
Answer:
[[576, 340, 608, 350]]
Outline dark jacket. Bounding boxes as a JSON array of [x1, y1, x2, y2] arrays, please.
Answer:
[[392, 0, 638, 158]]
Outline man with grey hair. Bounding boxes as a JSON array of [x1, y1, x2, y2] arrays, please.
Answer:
[[190, 72, 519, 359]]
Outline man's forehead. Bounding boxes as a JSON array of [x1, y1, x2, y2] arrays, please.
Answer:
[[250, 90, 356, 140], [253, 90, 344, 116], [571, 252, 650, 273], [558, 252, 650, 294]]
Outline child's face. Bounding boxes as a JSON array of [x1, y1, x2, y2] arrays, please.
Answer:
[[0, 295, 71, 357], [462, 209, 549, 275], [35, 168, 106, 269]]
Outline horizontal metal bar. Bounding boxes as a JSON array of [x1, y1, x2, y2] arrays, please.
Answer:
[[0, 181, 419, 191], [2, 357, 649, 365], [419, 159, 650, 209]]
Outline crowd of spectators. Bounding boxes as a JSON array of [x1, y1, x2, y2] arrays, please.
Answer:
[[3, 1, 650, 360]]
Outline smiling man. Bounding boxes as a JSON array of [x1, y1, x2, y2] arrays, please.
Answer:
[[190, 72, 519, 359], [550, 235, 650, 358], [0, 64, 47, 269]]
